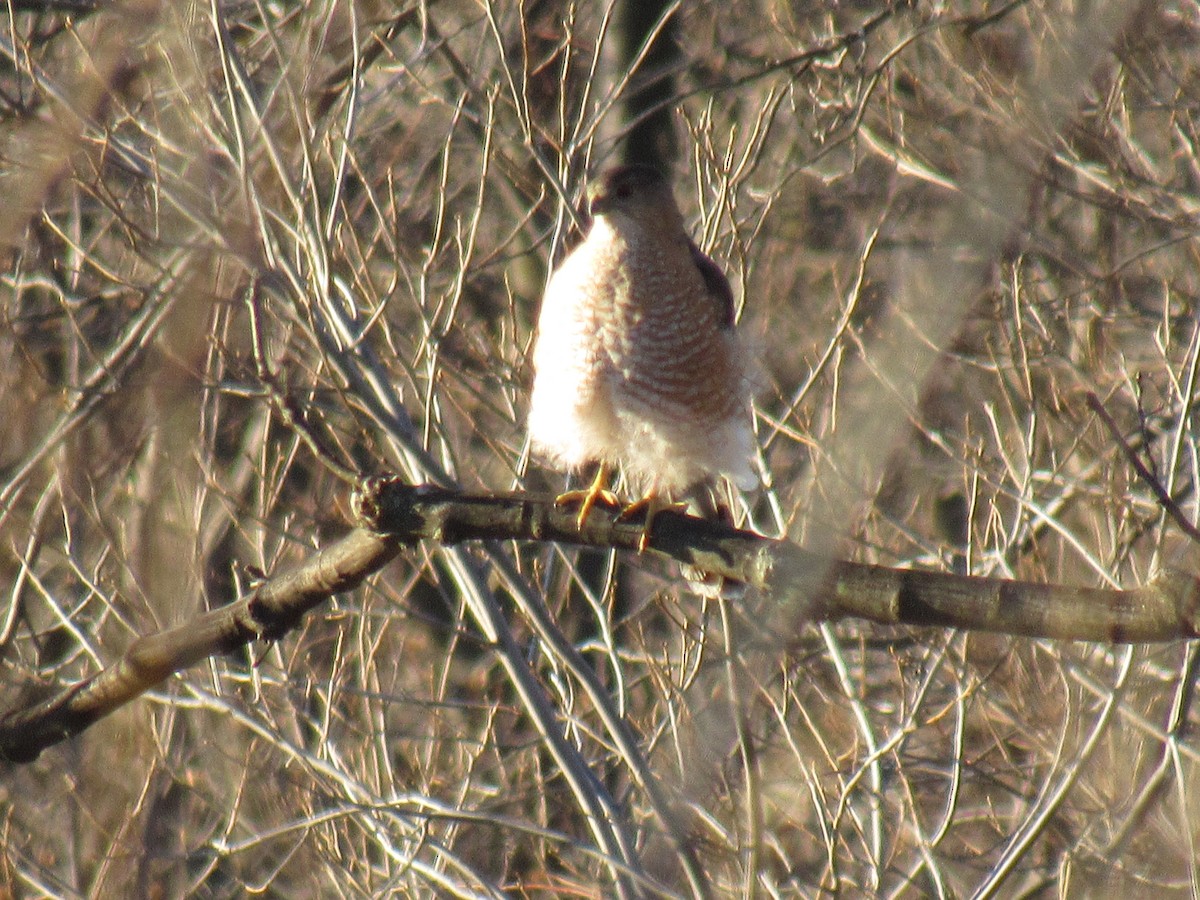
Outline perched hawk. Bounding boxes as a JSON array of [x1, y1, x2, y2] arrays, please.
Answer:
[[528, 165, 757, 544]]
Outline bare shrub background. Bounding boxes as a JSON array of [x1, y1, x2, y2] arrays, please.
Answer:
[[3, 1, 1200, 896]]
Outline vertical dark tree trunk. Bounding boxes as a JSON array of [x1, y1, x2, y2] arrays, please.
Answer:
[[616, 0, 680, 173]]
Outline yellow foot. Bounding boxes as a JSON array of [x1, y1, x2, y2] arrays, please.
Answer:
[[617, 494, 688, 553], [555, 465, 620, 529]]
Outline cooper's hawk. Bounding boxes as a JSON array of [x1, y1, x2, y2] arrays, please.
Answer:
[[528, 165, 757, 544]]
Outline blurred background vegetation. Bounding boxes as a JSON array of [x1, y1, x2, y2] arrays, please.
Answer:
[[3, 0, 1200, 895]]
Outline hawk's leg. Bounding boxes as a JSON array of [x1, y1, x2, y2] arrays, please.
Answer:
[[618, 493, 689, 553], [555, 464, 621, 529]]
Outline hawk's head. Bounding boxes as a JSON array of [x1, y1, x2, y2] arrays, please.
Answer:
[[587, 165, 676, 222]]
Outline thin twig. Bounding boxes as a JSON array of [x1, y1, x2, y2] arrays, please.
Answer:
[[1086, 391, 1200, 544]]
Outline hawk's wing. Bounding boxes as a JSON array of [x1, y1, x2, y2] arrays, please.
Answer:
[[688, 240, 736, 330]]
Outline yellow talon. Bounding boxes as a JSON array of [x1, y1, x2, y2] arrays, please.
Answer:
[[617, 493, 688, 553], [555, 464, 620, 529]]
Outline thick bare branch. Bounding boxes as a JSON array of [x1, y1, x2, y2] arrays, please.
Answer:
[[359, 478, 1200, 644], [0, 528, 400, 763], [8, 475, 1198, 765]]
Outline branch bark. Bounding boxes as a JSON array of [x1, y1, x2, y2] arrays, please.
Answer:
[[4, 475, 1198, 764], [358, 478, 1200, 644], [0, 528, 400, 763]]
